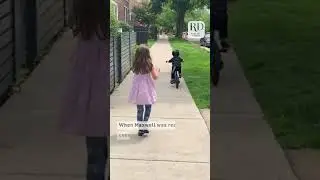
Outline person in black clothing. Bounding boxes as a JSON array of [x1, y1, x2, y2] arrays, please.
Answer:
[[212, 0, 230, 51], [167, 50, 183, 83]]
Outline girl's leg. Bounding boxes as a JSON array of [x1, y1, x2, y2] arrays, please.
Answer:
[[137, 105, 145, 135], [143, 105, 152, 133], [137, 105, 144, 122], [86, 137, 108, 180], [144, 105, 152, 121]]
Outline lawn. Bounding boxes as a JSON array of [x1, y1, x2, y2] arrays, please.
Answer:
[[148, 39, 156, 48], [229, 0, 320, 148], [169, 39, 210, 109]]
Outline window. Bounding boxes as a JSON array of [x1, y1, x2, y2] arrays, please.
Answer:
[[111, 1, 118, 20], [129, 12, 132, 21], [127, 9, 130, 22], [124, 6, 129, 23]]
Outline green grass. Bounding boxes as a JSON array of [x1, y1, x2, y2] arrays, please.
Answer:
[[229, 0, 320, 148], [148, 39, 156, 48], [169, 39, 210, 109]]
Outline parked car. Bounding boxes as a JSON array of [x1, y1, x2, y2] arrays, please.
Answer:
[[200, 33, 210, 47]]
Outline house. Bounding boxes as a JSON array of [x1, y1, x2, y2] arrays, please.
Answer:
[[111, 0, 132, 24]]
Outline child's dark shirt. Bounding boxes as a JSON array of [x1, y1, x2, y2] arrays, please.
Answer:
[[168, 56, 183, 67]]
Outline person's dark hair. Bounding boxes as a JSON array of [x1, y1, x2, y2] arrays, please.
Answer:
[[132, 45, 153, 74], [70, 0, 108, 40], [172, 50, 180, 57]]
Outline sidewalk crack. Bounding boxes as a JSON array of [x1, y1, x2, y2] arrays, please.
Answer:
[[111, 157, 209, 164]]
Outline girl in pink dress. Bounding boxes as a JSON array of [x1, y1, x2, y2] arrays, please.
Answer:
[[128, 45, 160, 136], [60, 0, 109, 179]]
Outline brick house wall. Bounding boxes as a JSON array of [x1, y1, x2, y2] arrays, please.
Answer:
[[114, 0, 130, 23]]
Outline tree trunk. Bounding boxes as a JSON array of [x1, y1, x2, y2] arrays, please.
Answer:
[[175, 10, 186, 38]]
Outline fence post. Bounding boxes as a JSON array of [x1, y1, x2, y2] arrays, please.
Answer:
[[117, 35, 122, 82], [13, 0, 28, 83], [25, 0, 38, 70], [112, 37, 116, 89], [129, 32, 131, 68], [131, 32, 136, 67]]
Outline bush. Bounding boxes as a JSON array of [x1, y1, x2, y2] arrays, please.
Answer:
[[119, 21, 133, 32], [110, 8, 119, 36]]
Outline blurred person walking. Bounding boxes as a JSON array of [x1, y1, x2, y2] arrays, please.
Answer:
[[212, 0, 230, 51], [60, 0, 109, 180]]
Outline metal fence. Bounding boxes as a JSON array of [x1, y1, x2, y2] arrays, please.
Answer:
[[0, 0, 138, 97], [0, 0, 65, 98], [134, 26, 148, 45], [0, 0, 14, 97], [110, 32, 137, 92]]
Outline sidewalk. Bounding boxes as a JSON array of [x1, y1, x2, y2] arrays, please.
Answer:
[[211, 48, 298, 180], [110, 37, 210, 179], [0, 31, 209, 180], [0, 31, 88, 180]]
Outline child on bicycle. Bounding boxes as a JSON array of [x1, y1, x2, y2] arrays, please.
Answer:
[[128, 45, 160, 136], [166, 50, 183, 83]]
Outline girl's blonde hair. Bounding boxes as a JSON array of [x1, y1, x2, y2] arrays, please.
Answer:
[[132, 45, 153, 74]]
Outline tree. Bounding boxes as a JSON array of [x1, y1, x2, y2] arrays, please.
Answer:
[[169, 0, 209, 37], [151, 0, 166, 14], [110, 3, 119, 36], [156, 2, 176, 33], [132, 2, 155, 28]]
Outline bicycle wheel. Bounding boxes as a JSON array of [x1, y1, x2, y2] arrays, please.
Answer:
[[212, 39, 221, 86], [175, 71, 179, 89], [213, 64, 220, 86]]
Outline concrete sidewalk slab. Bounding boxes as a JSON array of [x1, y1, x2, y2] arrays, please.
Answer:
[[110, 97, 202, 119], [0, 176, 84, 180], [110, 117, 209, 162], [212, 48, 298, 180], [0, 31, 90, 179], [111, 159, 210, 180], [110, 36, 210, 179], [212, 87, 262, 114], [212, 49, 262, 114], [0, 143, 85, 175], [286, 149, 320, 180], [200, 109, 210, 131]]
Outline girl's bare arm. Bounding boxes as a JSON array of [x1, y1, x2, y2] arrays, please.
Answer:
[[151, 66, 160, 80]]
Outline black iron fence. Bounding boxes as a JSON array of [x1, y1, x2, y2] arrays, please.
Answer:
[[110, 32, 137, 92], [134, 26, 148, 45], [0, 0, 143, 98], [0, 0, 65, 99]]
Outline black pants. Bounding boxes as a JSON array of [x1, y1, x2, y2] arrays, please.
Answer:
[[86, 137, 108, 180], [213, 12, 228, 39], [171, 66, 181, 79]]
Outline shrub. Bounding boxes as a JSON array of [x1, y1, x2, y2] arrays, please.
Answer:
[[110, 7, 119, 36], [119, 21, 133, 32]]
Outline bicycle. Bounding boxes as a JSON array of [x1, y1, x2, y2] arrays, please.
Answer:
[[211, 38, 224, 86], [166, 62, 181, 89]]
